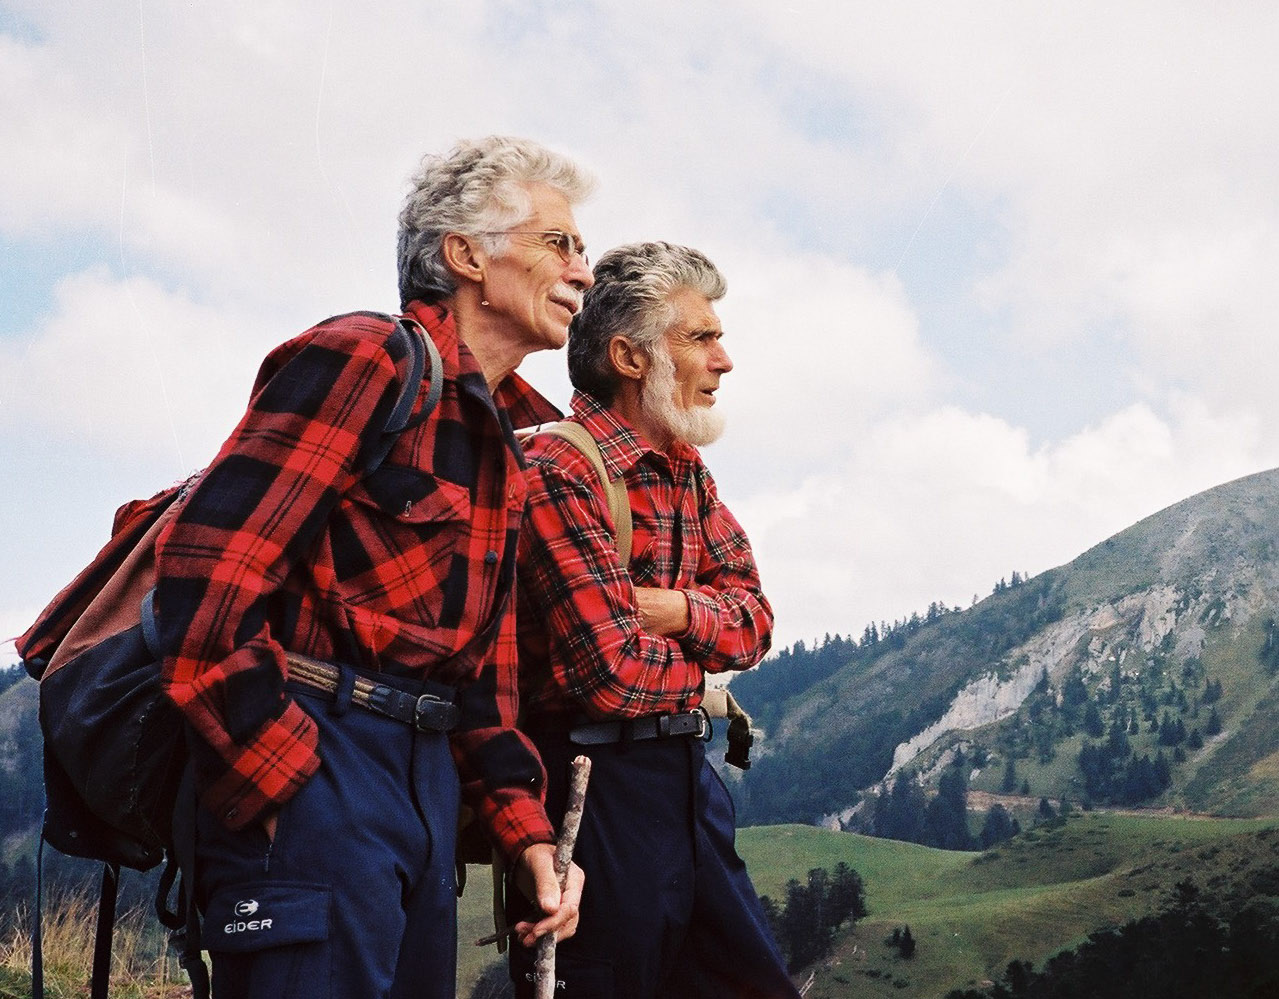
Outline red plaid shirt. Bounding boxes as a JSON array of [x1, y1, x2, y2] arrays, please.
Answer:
[[155, 303, 559, 862], [516, 391, 773, 725]]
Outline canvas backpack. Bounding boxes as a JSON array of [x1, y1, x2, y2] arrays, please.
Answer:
[[16, 316, 437, 999]]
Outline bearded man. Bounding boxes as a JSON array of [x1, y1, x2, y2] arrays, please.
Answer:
[[509, 242, 798, 998]]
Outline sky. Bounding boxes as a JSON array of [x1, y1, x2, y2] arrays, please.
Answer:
[[3, 0, 1279, 661]]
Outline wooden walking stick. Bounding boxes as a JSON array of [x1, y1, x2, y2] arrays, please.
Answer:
[[535, 754, 592, 999]]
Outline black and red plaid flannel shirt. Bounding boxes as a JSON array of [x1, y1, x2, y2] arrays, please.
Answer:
[[155, 302, 560, 862], [516, 391, 773, 725]]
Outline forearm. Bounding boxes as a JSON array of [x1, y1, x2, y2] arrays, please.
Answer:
[[549, 594, 704, 717], [522, 462, 706, 718], [159, 540, 326, 826], [634, 581, 771, 673], [679, 583, 774, 673], [530, 548, 706, 717], [678, 475, 775, 672]]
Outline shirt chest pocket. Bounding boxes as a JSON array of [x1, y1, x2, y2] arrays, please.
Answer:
[[360, 462, 468, 514], [337, 465, 474, 617], [344, 464, 472, 537]]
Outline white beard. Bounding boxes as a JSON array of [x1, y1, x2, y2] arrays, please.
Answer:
[[640, 344, 726, 448]]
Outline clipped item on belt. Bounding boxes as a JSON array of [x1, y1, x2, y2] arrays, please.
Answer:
[[701, 687, 754, 771], [284, 654, 460, 733]]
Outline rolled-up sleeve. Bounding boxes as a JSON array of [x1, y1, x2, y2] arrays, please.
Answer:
[[677, 468, 773, 672]]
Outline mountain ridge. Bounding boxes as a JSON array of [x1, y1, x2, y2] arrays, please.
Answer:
[[729, 465, 1279, 827]]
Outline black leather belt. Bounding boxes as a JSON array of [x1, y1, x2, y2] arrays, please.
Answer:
[[569, 709, 708, 746], [285, 654, 460, 733]]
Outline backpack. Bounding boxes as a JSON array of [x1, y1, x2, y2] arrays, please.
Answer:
[[16, 316, 437, 999]]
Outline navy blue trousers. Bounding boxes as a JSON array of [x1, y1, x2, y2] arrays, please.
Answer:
[[508, 735, 798, 999], [189, 678, 460, 999]]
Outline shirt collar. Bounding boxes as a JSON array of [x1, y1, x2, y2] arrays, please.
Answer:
[[406, 301, 560, 426], [497, 371, 562, 428], [570, 390, 699, 480], [405, 300, 471, 382]]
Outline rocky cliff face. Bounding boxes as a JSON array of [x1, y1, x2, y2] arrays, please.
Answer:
[[882, 582, 1227, 781], [887, 660, 1043, 775]]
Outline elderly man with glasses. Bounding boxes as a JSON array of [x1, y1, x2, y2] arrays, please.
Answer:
[[155, 136, 594, 999], [509, 242, 799, 998]]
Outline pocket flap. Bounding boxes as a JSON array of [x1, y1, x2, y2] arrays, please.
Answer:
[[204, 881, 331, 953]]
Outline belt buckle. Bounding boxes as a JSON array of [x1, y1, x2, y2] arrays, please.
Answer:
[[661, 710, 708, 740], [414, 692, 456, 732]]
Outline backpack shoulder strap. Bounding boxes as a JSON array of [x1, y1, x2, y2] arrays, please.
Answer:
[[362, 316, 441, 476], [526, 421, 632, 564]]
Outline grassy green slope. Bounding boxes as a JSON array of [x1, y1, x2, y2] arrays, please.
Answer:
[[1183, 619, 1279, 814], [457, 872, 508, 995], [736, 812, 1278, 999], [458, 811, 1278, 997]]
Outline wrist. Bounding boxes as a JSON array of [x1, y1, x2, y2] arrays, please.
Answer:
[[673, 590, 692, 637]]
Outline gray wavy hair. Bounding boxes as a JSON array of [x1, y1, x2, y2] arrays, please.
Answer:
[[568, 242, 727, 401], [396, 136, 596, 308]]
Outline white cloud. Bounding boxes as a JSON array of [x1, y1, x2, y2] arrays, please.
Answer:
[[1, 269, 281, 470], [712, 250, 937, 478], [745, 397, 1277, 646], [0, 2, 550, 312], [1, 605, 40, 662], [0, 33, 130, 235], [740, 1, 1279, 414]]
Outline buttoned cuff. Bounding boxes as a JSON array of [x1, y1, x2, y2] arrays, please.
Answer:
[[202, 700, 321, 831], [489, 796, 557, 866]]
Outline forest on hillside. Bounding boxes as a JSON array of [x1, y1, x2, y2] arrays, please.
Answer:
[[724, 556, 1276, 843], [0, 664, 41, 931], [947, 878, 1279, 999], [728, 572, 1067, 827]]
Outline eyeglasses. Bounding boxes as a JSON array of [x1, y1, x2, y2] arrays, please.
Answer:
[[478, 229, 588, 268]]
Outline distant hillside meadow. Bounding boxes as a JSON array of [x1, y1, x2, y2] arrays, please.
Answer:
[[6, 466, 1279, 996]]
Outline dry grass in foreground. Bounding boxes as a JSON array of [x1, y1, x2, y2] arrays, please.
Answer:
[[0, 887, 191, 999]]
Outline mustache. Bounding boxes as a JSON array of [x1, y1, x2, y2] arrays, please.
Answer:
[[552, 283, 585, 315]]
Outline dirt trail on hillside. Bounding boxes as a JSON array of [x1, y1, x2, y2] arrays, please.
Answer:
[[967, 789, 1221, 820]]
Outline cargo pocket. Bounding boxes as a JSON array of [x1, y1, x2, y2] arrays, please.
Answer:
[[203, 881, 332, 998]]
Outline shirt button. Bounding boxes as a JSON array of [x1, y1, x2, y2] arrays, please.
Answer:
[[484, 550, 499, 565]]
